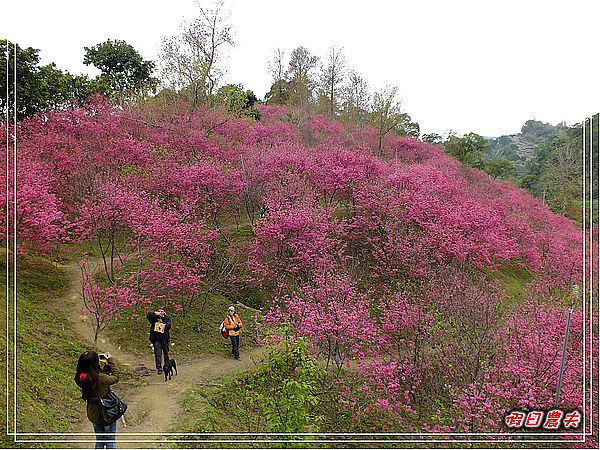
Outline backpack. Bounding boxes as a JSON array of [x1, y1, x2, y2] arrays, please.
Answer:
[[219, 320, 229, 339]]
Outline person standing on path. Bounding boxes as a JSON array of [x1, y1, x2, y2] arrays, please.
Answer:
[[75, 351, 119, 449], [146, 307, 171, 374], [224, 305, 243, 360]]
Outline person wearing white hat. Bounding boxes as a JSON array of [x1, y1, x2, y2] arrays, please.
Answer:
[[223, 305, 243, 360]]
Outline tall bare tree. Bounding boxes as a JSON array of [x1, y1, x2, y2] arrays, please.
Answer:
[[286, 46, 319, 111], [159, 0, 234, 107], [318, 46, 346, 117], [370, 85, 404, 157], [342, 70, 370, 124], [265, 48, 288, 105]]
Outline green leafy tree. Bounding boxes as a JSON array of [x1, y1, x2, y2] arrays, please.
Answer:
[[213, 340, 324, 432], [1, 40, 49, 119], [463, 149, 487, 170], [215, 84, 259, 119], [38, 64, 100, 109], [1, 40, 96, 120], [84, 39, 156, 99], [522, 141, 553, 192], [265, 48, 288, 105], [521, 115, 597, 221], [422, 133, 443, 145], [395, 112, 420, 138], [445, 132, 490, 163], [265, 79, 289, 105], [486, 157, 517, 180], [537, 138, 582, 213], [521, 119, 563, 141], [446, 132, 521, 180]]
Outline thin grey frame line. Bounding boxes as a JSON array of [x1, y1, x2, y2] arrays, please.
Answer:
[[9, 440, 592, 450], [582, 117, 587, 437], [10, 431, 589, 436], [581, 117, 587, 438], [4, 37, 10, 438], [588, 115, 592, 437], [596, 114, 599, 439], [584, 116, 595, 439], [585, 116, 597, 438], [6, 89, 596, 446], [583, 116, 597, 440], [9, 446, 590, 450], [584, 114, 600, 440], [17, 447, 589, 450], [12, 40, 17, 440], [583, 118, 593, 436], [13, 437, 588, 443], [582, 118, 587, 439], [11, 441, 576, 450]]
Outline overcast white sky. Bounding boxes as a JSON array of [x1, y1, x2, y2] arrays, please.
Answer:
[[5, 0, 599, 137]]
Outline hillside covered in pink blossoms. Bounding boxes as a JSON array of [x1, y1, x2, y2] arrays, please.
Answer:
[[2, 97, 597, 440]]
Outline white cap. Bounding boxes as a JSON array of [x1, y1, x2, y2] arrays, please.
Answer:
[[228, 305, 235, 311]]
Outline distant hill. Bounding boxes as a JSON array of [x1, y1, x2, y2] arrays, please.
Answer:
[[486, 120, 568, 174]]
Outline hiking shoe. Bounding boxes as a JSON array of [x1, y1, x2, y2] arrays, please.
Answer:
[[235, 356, 241, 360], [157, 368, 162, 375]]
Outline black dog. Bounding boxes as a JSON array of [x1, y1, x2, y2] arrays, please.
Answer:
[[163, 359, 177, 381]]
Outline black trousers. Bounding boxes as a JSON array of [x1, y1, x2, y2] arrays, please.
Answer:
[[153, 340, 170, 370], [230, 335, 240, 359]]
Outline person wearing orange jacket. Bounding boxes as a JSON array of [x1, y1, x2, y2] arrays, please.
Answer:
[[224, 305, 243, 360]]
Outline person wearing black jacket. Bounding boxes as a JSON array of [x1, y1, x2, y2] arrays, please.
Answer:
[[146, 307, 171, 374]]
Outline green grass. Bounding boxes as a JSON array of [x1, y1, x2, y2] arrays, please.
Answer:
[[332, 201, 352, 220], [176, 384, 232, 434], [107, 293, 261, 358], [0, 253, 87, 448], [173, 343, 329, 440], [491, 263, 533, 304]]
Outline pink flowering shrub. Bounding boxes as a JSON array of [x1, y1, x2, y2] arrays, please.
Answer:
[[263, 274, 380, 373], [444, 299, 588, 433], [248, 200, 344, 290], [0, 155, 68, 253]]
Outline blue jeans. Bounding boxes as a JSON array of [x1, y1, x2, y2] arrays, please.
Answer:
[[93, 421, 117, 449], [230, 335, 240, 359]]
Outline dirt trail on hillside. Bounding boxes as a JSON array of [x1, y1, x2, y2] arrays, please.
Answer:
[[58, 261, 265, 448]]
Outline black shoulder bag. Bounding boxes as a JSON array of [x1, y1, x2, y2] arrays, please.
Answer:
[[99, 390, 127, 425]]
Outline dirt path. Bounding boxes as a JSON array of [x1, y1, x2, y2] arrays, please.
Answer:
[[59, 261, 265, 447]]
